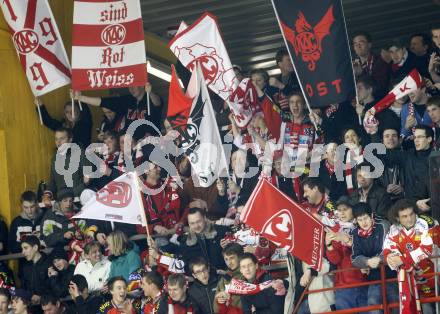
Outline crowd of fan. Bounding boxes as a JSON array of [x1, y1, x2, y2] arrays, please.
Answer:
[[0, 27, 439, 314]]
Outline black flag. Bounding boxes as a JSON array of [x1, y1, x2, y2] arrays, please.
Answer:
[[272, 0, 355, 107]]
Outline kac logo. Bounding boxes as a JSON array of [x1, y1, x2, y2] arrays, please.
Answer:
[[280, 6, 335, 71], [97, 181, 132, 208], [261, 209, 294, 251]]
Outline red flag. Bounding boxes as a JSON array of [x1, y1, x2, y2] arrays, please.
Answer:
[[260, 96, 282, 141], [167, 64, 193, 128], [370, 69, 423, 115], [241, 179, 325, 270]]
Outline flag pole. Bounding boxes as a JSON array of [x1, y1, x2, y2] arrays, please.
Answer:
[[35, 98, 43, 125], [340, 0, 361, 125], [146, 61, 150, 116], [71, 96, 75, 119], [132, 171, 151, 238], [147, 92, 150, 116]]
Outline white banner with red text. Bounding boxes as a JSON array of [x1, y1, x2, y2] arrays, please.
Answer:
[[71, 0, 147, 90]]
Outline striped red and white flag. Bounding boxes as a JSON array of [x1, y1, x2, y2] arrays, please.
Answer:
[[71, 0, 147, 90], [0, 0, 71, 96]]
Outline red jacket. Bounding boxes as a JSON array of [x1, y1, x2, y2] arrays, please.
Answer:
[[326, 240, 365, 286], [137, 180, 184, 235]]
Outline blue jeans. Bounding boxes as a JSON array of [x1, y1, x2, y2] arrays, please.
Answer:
[[367, 283, 399, 314], [335, 286, 368, 310]]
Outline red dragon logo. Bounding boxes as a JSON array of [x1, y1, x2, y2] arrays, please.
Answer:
[[281, 6, 335, 71]]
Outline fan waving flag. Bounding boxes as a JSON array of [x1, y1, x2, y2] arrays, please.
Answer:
[[272, 0, 355, 107], [74, 172, 147, 226], [169, 12, 239, 101], [0, 0, 71, 96], [241, 179, 325, 271], [369, 69, 423, 115], [177, 63, 229, 188], [71, 0, 147, 90]]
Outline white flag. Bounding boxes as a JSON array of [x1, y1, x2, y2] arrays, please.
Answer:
[[0, 0, 71, 96], [180, 63, 229, 187], [169, 12, 239, 101], [74, 172, 147, 226]]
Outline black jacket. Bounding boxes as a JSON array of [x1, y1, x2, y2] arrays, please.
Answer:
[[38, 104, 92, 148], [321, 101, 359, 143], [349, 183, 392, 219], [65, 294, 103, 314], [382, 148, 432, 201], [240, 270, 285, 314], [272, 175, 300, 202], [0, 218, 7, 255], [177, 223, 229, 272], [351, 220, 396, 281], [8, 210, 45, 253], [318, 160, 347, 202], [100, 93, 162, 136], [188, 274, 219, 314], [48, 264, 75, 298], [377, 163, 405, 202], [21, 253, 52, 296]]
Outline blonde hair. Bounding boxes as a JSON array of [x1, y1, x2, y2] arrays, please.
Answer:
[[107, 230, 129, 257]]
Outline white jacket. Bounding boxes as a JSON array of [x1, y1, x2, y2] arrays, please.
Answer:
[[302, 259, 335, 313], [74, 257, 111, 292]]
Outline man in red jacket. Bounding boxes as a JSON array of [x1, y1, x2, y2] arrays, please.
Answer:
[[325, 196, 366, 311]]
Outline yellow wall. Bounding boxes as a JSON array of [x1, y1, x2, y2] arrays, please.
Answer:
[[0, 1, 76, 225], [0, 1, 174, 226]]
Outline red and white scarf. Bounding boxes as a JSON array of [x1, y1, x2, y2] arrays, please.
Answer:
[[225, 278, 273, 295], [398, 268, 422, 314], [357, 218, 375, 238], [345, 146, 363, 195]]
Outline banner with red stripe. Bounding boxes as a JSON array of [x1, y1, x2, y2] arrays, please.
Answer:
[[0, 0, 71, 96], [71, 0, 147, 90]]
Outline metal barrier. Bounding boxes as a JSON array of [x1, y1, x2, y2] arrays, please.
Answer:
[[293, 256, 440, 314]]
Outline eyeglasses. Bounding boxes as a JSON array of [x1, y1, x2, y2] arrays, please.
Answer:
[[193, 267, 209, 275]]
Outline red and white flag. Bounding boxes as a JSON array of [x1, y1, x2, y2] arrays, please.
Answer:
[[228, 78, 259, 129], [71, 0, 147, 90], [169, 12, 239, 101], [369, 69, 423, 115], [0, 0, 71, 96], [74, 172, 147, 226], [241, 179, 325, 271]]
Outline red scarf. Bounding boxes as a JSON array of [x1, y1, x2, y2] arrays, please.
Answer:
[[398, 268, 422, 314], [167, 297, 193, 314], [357, 219, 375, 238]]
